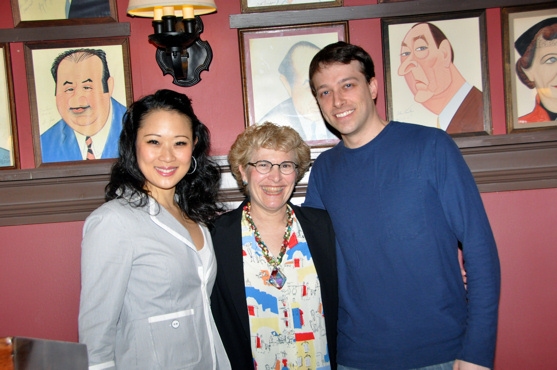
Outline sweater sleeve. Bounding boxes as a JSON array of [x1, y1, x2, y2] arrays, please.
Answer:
[[435, 132, 501, 368], [303, 160, 326, 210], [78, 204, 133, 369]]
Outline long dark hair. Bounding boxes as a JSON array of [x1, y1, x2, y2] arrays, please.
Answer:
[[105, 89, 224, 225]]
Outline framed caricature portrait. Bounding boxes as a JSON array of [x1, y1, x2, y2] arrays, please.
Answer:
[[240, 22, 347, 147], [0, 44, 18, 169], [241, 0, 342, 14], [382, 11, 491, 136], [11, 0, 118, 28], [502, 3, 557, 133], [24, 37, 133, 167]]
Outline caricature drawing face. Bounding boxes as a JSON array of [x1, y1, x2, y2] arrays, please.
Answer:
[[397, 23, 452, 104], [55, 52, 114, 136], [524, 36, 557, 112], [285, 45, 322, 123]]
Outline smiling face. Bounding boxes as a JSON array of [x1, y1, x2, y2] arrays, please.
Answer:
[[55, 53, 114, 136], [136, 109, 195, 201], [312, 60, 380, 148], [397, 23, 452, 104], [239, 147, 297, 217], [524, 36, 557, 112]]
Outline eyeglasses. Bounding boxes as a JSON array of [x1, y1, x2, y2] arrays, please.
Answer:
[[247, 160, 299, 175]]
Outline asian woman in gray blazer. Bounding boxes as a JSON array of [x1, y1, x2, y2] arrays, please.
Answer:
[[78, 90, 231, 370]]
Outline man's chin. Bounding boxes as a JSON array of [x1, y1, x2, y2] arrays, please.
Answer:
[[68, 121, 95, 129], [414, 91, 434, 104], [67, 120, 104, 135]]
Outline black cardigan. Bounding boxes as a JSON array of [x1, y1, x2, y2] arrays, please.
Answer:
[[210, 200, 338, 369]]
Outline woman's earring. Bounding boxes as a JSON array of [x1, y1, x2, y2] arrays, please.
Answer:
[[187, 157, 197, 175], [242, 180, 248, 187]]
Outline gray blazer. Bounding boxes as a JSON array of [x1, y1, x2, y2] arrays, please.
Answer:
[[79, 196, 231, 370]]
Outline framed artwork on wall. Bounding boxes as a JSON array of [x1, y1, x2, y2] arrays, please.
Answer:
[[11, 0, 118, 28], [0, 44, 19, 170], [502, 3, 557, 133], [241, 0, 342, 14], [382, 11, 491, 136], [239, 22, 347, 147], [24, 37, 133, 167]]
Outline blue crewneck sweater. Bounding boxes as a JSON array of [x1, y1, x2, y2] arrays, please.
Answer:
[[304, 121, 500, 369]]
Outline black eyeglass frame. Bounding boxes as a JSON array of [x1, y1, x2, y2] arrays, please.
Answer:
[[247, 160, 299, 175]]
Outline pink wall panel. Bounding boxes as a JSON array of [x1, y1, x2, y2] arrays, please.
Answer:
[[483, 189, 557, 369], [0, 222, 83, 341]]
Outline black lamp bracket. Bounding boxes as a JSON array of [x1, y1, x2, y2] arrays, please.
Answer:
[[149, 15, 213, 87]]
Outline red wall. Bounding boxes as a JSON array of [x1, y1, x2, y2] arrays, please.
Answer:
[[1, 0, 556, 368]]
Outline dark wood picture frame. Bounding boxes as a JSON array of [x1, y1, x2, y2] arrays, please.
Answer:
[[382, 10, 491, 137], [0, 43, 19, 170], [502, 3, 557, 134], [24, 37, 133, 167], [239, 22, 347, 148], [241, 0, 342, 14], [11, 0, 118, 28]]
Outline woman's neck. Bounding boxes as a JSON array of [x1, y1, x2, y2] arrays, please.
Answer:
[[148, 187, 176, 211], [247, 203, 291, 256], [248, 203, 288, 228]]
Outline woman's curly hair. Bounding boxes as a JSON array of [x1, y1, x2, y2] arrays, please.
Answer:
[[228, 122, 311, 196]]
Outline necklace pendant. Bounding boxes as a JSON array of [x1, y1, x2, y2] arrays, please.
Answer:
[[269, 267, 287, 289]]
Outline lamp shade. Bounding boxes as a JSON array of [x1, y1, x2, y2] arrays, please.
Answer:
[[127, 0, 216, 18]]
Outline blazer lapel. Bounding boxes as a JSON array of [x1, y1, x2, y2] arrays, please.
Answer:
[[216, 202, 251, 338], [148, 198, 198, 251]]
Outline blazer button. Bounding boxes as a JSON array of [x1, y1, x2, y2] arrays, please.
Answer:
[[171, 320, 180, 328]]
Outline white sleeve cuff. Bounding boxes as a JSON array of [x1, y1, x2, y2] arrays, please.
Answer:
[[89, 360, 115, 370]]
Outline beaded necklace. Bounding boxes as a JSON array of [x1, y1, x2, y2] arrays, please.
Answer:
[[243, 202, 294, 289]]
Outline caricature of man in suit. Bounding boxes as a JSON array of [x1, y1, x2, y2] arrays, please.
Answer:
[[0, 147, 10, 167], [259, 41, 338, 142], [398, 22, 484, 134], [40, 48, 126, 163]]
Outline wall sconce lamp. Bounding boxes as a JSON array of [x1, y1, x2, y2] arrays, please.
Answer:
[[127, 0, 217, 87]]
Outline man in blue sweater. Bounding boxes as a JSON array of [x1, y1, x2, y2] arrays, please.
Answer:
[[303, 41, 500, 370]]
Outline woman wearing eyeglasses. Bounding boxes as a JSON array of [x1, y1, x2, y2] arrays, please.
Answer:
[[210, 122, 337, 369]]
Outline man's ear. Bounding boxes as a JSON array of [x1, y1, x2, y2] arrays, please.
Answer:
[[107, 76, 115, 95], [279, 74, 292, 96], [368, 77, 378, 100], [439, 39, 452, 68]]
